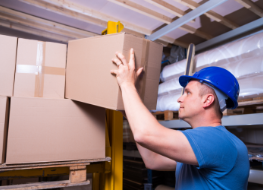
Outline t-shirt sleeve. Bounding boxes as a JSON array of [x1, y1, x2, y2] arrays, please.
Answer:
[[182, 127, 238, 170]]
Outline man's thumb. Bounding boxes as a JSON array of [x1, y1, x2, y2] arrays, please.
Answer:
[[136, 67, 143, 77]]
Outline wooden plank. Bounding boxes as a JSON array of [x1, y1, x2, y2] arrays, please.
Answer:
[[238, 98, 263, 107], [152, 111, 178, 120], [108, 0, 173, 24], [0, 19, 71, 42], [164, 111, 173, 120], [0, 163, 106, 180], [235, 0, 263, 17], [0, 6, 97, 38], [144, 0, 185, 17], [159, 36, 189, 48], [109, 0, 212, 40], [0, 180, 90, 190], [0, 13, 84, 39], [0, 167, 69, 179], [0, 157, 110, 171], [205, 11, 239, 29], [174, 0, 239, 29], [69, 166, 87, 183], [144, 0, 195, 23]]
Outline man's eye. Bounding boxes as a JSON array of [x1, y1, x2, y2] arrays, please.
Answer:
[[187, 92, 190, 95]]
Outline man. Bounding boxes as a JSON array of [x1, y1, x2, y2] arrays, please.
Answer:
[[111, 49, 250, 190]]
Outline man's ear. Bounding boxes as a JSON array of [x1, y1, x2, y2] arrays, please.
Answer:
[[202, 94, 215, 108]]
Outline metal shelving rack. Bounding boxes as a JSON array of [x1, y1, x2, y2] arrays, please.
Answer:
[[159, 113, 263, 129]]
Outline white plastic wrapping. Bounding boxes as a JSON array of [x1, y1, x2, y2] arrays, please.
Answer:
[[158, 55, 263, 96], [156, 74, 263, 111], [156, 91, 182, 111], [239, 74, 263, 100], [158, 78, 181, 96], [160, 31, 263, 82], [160, 59, 186, 81], [223, 55, 263, 78], [155, 31, 263, 111]]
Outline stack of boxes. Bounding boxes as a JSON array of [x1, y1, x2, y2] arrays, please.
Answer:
[[0, 33, 162, 165]]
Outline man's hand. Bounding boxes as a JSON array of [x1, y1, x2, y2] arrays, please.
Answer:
[[111, 48, 143, 89]]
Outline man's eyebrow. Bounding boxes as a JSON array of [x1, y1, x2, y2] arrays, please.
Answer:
[[185, 87, 191, 92]]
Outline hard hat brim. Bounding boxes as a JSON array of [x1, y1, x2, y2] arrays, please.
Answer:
[[179, 75, 198, 88]]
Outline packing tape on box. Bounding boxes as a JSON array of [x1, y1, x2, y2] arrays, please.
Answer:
[[16, 42, 65, 97]]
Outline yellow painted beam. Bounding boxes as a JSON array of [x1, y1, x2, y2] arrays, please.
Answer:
[[102, 110, 123, 190]]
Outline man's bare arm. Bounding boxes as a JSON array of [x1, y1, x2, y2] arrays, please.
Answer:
[[136, 142, 177, 171], [112, 49, 198, 166], [121, 111, 176, 171]]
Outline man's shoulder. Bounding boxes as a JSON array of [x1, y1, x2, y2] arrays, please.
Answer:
[[182, 125, 240, 155], [183, 125, 247, 156]]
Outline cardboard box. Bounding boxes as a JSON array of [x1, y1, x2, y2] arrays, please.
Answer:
[[6, 97, 105, 164], [0, 35, 17, 97], [66, 33, 163, 110], [0, 96, 9, 164], [14, 38, 67, 99]]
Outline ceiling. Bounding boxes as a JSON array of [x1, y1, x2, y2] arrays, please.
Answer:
[[0, 0, 262, 48]]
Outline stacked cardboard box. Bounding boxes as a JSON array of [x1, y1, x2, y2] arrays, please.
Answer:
[[0, 34, 17, 164], [0, 32, 162, 165], [66, 33, 162, 110]]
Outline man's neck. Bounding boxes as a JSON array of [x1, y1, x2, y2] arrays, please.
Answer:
[[186, 114, 222, 129]]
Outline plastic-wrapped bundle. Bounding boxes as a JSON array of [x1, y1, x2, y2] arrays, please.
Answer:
[[158, 55, 263, 96], [161, 31, 263, 82], [160, 59, 186, 81], [239, 74, 263, 100], [158, 78, 181, 96], [156, 91, 182, 111], [224, 55, 263, 78], [155, 74, 263, 111]]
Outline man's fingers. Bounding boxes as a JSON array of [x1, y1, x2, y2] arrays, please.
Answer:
[[116, 52, 128, 66], [136, 67, 143, 77], [110, 69, 118, 75], [129, 48, 135, 69], [112, 58, 122, 67]]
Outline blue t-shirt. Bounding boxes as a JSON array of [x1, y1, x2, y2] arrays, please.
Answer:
[[175, 125, 249, 190]]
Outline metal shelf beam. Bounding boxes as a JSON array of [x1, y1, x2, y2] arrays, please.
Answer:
[[145, 0, 227, 41], [159, 113, 263, 129], [196, 17, 263, 52]]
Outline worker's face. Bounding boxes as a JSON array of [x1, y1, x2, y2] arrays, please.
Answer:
[[177, 81, 203, 121]]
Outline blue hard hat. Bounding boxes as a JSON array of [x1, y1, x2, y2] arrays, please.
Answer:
[[179, 66, 240, 109]]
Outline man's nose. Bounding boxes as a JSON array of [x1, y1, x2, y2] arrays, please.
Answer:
[[177, 94, 184, 103]]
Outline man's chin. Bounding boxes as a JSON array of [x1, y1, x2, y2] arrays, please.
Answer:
[[178, 113, 185, 120]]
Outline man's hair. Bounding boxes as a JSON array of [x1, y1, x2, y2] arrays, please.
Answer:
[[199, 83, 223, 118]]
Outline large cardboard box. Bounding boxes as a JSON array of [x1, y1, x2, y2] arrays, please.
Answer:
[[66, 33, 163, 110], [0, 35, 17, 97], [0, 96, 9, 164], [6, 97, 105, 164], [14, 38, 67, 99]]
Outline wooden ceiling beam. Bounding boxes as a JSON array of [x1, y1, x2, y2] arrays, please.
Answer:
[[0, 19, 72, 42], [235, 0, 263, 17], [144, 0, 185, 17], [108, 0, 173, 24], [0, 13, 86, 39], [144, 0, 195, 23], [20, 0, 188, 47], [108, 0, 212, 40], [0, 6, 97, 38], [160, 36, 189, 48], [22, 0, 149, 37], [174, 0, 239, 29]]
